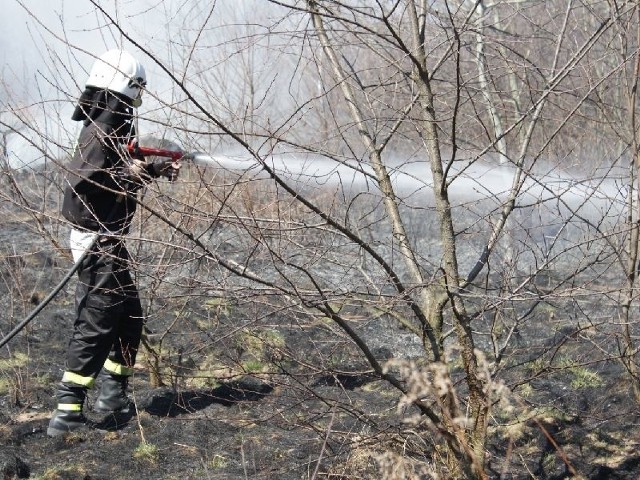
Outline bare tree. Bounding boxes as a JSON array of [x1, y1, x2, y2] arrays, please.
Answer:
[[3, 0, 640, 477]]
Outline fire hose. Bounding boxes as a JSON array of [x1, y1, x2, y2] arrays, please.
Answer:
[[128, 142, 191, 162], [0, 143, 201, 349]]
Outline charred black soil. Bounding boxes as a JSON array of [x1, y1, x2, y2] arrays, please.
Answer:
[[1, 174, 640, 479]]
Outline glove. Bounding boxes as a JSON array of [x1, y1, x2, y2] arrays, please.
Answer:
[[128, 158, 153, 182], [152, 159, 181, 181]]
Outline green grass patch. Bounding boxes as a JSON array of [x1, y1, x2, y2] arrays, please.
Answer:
[[570, 367, 604, 389], [134, 442, 159, 462]]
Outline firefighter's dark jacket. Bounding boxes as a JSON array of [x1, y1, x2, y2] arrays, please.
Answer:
[[62, 88, 159, 234]]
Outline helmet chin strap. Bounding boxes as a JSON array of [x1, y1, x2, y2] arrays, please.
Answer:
[[128, 85, 144, 145], [129, 101, 140, 148], [130, 90, 143, 144]]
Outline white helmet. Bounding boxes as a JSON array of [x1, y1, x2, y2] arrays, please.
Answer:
[[85, 49, 146, 100]]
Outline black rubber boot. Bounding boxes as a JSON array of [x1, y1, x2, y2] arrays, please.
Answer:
[[47, 383, 89, 437], [94, 370, 132, 413]]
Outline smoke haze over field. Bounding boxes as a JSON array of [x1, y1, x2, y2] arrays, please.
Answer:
[[0, 1, 632, 208], [1, 1, 290, 168]]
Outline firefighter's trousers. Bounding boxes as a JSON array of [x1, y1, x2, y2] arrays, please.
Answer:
[[63, 234, 143, 387]]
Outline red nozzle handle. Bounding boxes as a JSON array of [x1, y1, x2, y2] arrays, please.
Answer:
[[127, 142, 184, 161]]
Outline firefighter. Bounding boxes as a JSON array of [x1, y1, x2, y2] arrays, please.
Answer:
[[47, 50, 180, 436]]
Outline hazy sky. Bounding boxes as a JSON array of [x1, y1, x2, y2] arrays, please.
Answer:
[[1, 1, 176, 98]]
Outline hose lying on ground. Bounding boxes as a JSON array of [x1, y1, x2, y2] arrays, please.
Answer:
[[0, 237, 96, 349]]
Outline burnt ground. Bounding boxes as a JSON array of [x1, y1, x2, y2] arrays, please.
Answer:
[[1, 174, 640, 479], [0, 273, 391, 479], [0, 200, 410, 480], [4, 292, 640, 480], [0, 292, 401, 480]]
